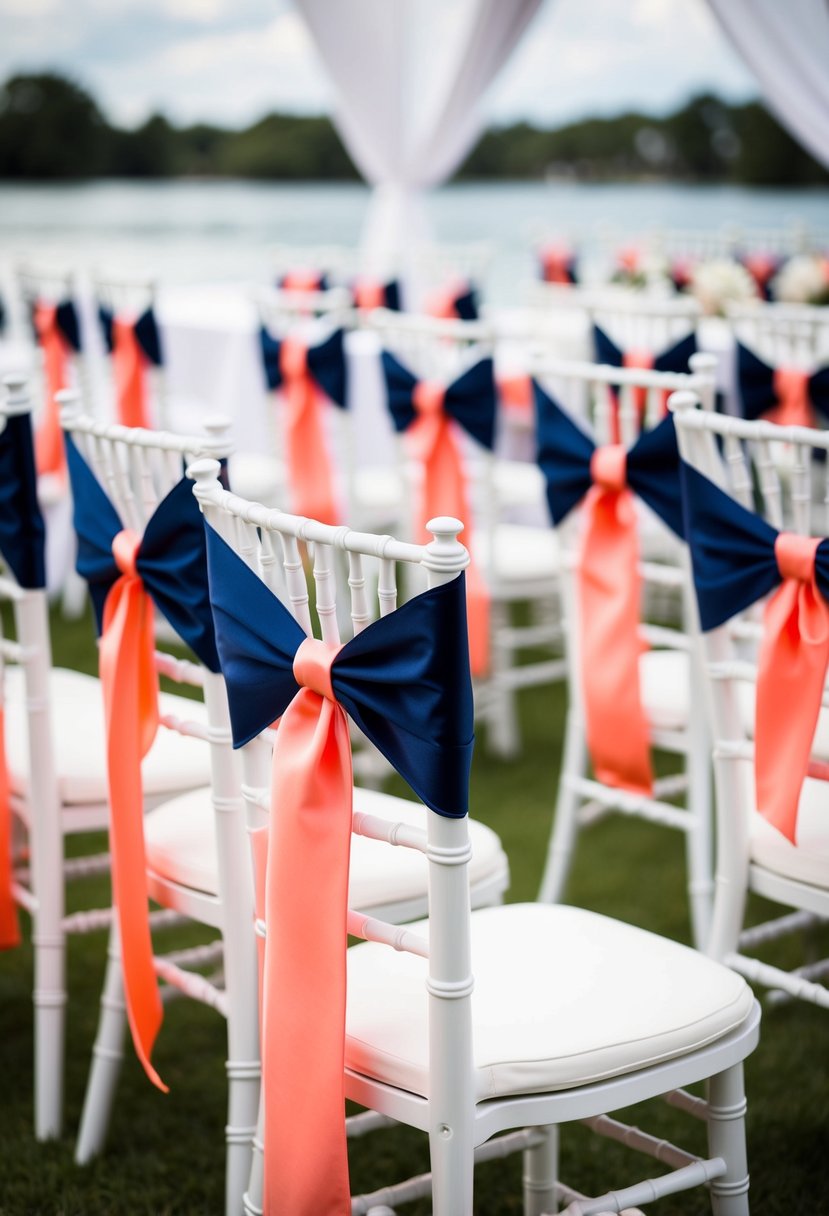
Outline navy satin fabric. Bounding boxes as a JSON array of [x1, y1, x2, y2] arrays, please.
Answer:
[[0, 411, 46, 589], [453, 286, 479, 321], [381, 351, 497, 451], [593, 324, 697, 375], [98, 305, 164, 366], [258, 325, 348, 406], [205, 522, 474, 818], [679, 459, 829, 631], [31, 298, 81, 351], [65, 434, 220, 671], [534, 380, 685, 538], [736, 341, 829, 423]]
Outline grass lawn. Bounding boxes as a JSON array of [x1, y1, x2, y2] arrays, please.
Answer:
[[0, 604, 827, 1214]]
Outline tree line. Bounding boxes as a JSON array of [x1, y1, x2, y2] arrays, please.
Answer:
[[0, 72, 825, 186]]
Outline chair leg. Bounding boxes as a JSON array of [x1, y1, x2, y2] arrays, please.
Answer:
[[32, 927, 67, 1141], [707, 1063, 750, 1216], [428, 1121, 474, 1216], [538, 708, 586, 903], [523, 1125, 558, 1216], [685, 717, 714, 950], [75, 921, 127, 1165]]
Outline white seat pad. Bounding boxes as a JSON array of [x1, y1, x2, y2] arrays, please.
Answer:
[[346, 902, 753, 1102], [639, 650, 690, 731], [475, 524, 559, 584], [744, 770, 829, 891], [145, 785, 509, 907], [492, 461, 546, 510], [5, 666, 212, 805]]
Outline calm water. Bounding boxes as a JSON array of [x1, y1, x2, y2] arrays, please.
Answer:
[[1, 179, 828, 302]]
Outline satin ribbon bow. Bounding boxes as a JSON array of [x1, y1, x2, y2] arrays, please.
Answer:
[[279, 269, 329, 292], [66, 434, 221, 1089], [681, 460, 829, 843], [594, 323, 698, 439], [351, 277, 401, 312], [382, 350, 495, 675], [539, 244, 578, 285], [737, 342, 829, 431], [426, 280, 479, 321], [32, 298, 81, 477], [741, 252, 779, 301], [259, 325, 347, 525], [99, 305, 163, 430], [0, 408, 47, 949], [536, 382, 684, 794], [205, 521, 473, 1216]]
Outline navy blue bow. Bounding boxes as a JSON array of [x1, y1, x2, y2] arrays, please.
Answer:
[[593, 324, 697, 375], [381, 351, 497, 450], [205, 522, 474, 817], [66, 435, 220, 671], [98, 305, 164, 367], [453, 286, 479, 321], [534, 380, 685, 537], [258, 325, 347, 406], [30, 298, 81, 352], [680, 459, 829, 631], [736, 342, 829, 424], [0, 410, 46, 589]]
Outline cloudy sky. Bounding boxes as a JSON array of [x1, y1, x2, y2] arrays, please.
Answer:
[[0, 0, 758, 130]]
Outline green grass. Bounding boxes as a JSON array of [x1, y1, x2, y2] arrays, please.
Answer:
[[0, 607, 827, 1214]]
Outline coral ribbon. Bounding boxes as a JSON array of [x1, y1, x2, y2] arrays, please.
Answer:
[[261, 637, 352, 1216], [0, 703, 20, 949], [282, 270, 322, 293], [99, 529, 166, 1090], [541, 246, 572, 284], [425, 280, 465, 320], [410, 381, 489, 676], [112, 317, 153, 429], [498, 373, 534, 422], [352, 279, 385, 311], [579, 445, 653, 794], [755, 533, 829, 842], [621, 348, 657, 436], [33, 303, 69, 478], [769, 367, 813, 430], [278, 338, 339, 525]]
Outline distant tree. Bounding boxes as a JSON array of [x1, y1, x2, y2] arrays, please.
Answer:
[[0, 73, 111, 177], [111, 114, 178, 177], [730, 101, 828, 186]]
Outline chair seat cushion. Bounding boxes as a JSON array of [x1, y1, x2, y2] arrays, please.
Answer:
[[144, 785, 509, 907], [492, 461, 546, 510], [475, 524, 559, 584], [747, 774, 829, 890], [5, 666, 212, 806], [639, 649, 690, 731], [345, 902, 753, 1102]]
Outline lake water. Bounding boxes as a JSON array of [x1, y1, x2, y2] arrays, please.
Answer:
[[1, 179, 828, 303]]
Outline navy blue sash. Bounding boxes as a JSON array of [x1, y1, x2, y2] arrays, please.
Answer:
[[98, 305, 164, 366], [381, 352, 497, 450], [593, 323, 697, 375], [0, 411, 46, 589], [258, 325, 347, 406], [736, 342, 829, 423]]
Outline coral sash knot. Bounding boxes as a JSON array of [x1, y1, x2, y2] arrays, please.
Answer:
[[352, 279, 386, 311], [262, 636, 353, 1216], [0, 701, 20, 949], [770, 367, 814, 430], [99, 527, 166, 1090], [278, 337, 339, 525], [579, 444, 653, 795], [756, 532, 829, 842], [33, 303, 69, 478], [112, 317, 153, 430], [498, 373, 534, 422], [410, 382, 490, 676], [541, 246, 573, 285]]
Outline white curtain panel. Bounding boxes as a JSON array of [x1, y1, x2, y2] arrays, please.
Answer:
[[707, 0, 829, 169], [295, 0, 543, 272]]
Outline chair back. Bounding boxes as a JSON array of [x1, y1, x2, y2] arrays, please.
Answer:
[[587, 292, 701, 354], [726, 300, 829, 367]]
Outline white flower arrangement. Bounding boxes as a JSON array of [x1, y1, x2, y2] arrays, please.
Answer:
[[689, 258, 758, 316], [771, 254, 829, 305]]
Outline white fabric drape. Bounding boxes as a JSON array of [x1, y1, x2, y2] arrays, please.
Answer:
[[295, 0, 543, 272], [707, 0, 829, 169]]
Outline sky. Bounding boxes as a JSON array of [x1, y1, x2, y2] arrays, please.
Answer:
[[0, 0, 759, 131]]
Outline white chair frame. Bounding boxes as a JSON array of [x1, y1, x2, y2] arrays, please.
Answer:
[[586, 292, 702, 354], [673, 396, 829, 1011], [725, 300, 829, 367]]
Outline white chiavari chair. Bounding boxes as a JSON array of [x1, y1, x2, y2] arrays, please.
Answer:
[[269, 243, 354, 288], [532, 355, 719, 949], [0, 374, 217, 1143], [673, 396, 829, 1012], [58, 396, 260, 1215], [368, 309, 562, 758], [91, 270, 167, 429], [587, 292, 702, 355], [193, 470, 759, 1216], [725, 300, 829, 367]]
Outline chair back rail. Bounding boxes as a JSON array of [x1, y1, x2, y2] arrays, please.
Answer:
[[726, 300, 829, 366]]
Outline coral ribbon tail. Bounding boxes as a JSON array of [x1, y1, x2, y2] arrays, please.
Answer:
[[113, 318, 153, 429], [280, 339, 339, 525], [262, 689, 353, 1216], [498, 373, 534, 422], [755, 553, 829, 842], [34, 304, 69, 478], [578, 486, 652, 794], [0, 705, 20, 949], [99, 570, 165, 1090], [770, 368, 814, 430], [622, 348, 656, 430]]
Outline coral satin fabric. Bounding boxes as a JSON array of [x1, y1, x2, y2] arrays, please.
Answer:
[[33, 303, 69, 477], [769, 367, 814, 430], [99, 529, 166, 1090], [262, 639, 353, 1216], [756, 533, 829, 842], [0, 704, 20, 949], [352, 279, 385, 311], [579, 446, 653, 794], [498, 373, 534, 421], [112, 317, 153, 429], [410, 381, 489, 676], [621, 347, 656, 436], [279, 337, 339, 525]]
